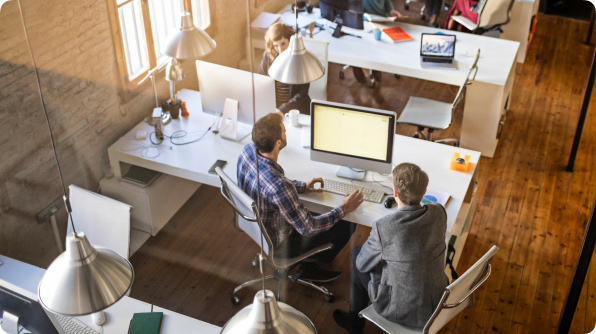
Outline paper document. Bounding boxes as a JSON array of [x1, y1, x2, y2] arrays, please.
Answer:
[[365, 13, 399, 22], [251, 12, 281, 29], [421, 189, 451, 208]]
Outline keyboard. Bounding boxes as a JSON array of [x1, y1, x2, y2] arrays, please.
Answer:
[[425, 57, 453, 63], [54, 314, 99, 334], [323, 179, 385, 203]]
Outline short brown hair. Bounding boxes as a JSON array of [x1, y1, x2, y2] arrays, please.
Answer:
[[392, 163, 428, 205], [265, 23, 294, 61], [252, 113, 283, 153]]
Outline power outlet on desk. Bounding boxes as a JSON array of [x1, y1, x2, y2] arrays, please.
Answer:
[[36, 197, 64, 223]]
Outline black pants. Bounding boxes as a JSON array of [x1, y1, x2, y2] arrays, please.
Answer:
[[277, 220, 356, 264], [349, 246, 372, 314], [425, 0, 443, 17]]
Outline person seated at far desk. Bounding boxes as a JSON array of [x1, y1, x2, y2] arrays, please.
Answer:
[[352, 0, 406, 83], [260, 23, 311, 116], [334, 163, 449, 334], [237, 113, 364, 282], [444, 0, 479, 31]]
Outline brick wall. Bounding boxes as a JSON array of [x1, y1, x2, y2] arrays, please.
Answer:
[[0, 0, 287, 267]]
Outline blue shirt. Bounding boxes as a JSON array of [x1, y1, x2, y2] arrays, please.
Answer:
[[237, 144, 344, 246], [363, 0, 394, 17]]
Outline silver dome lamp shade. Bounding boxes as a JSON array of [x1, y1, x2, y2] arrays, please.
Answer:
[[163, 12, 216, 59], [38, 232, 134, 316], [268, 34, 324, 85], [220, 290, 316, 334], [220, 1, 317, 333]]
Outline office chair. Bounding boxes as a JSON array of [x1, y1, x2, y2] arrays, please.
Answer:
[[303, 38, 329, 101], [396, 48, 480, 145], [451, 0, 516, 35], [359, 245, 498, 334], [214, 167, 336, 304]]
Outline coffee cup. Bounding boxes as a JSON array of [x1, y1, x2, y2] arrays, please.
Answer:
[[373, 28, 382, 41], [284, 109, 300, 127]]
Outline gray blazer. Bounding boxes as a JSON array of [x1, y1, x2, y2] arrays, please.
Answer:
[[356, 203, 449, 328]]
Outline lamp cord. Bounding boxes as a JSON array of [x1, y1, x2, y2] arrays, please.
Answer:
[[17, 0, 76, 233], [245, 0, 266, 295]]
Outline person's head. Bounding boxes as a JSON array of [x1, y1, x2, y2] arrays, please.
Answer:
[[252, 113, 287, 154], [265, 23, 294, 61], [392, 163, 429, 205]]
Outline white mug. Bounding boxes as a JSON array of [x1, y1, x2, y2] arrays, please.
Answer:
[[284, 109, 300, 127]]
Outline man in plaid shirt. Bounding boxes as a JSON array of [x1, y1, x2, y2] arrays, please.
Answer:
[[238, 113, 364, 282]]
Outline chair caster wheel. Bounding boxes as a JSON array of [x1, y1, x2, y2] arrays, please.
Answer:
[[394, 74, 400, 79], [370, 80, 375, 88], [404, 4, 410, 10], [231, 295, 240, 305], [339, 71, 345, 79], [251, 255, 259, 268], [325, 293, 335, 303], [413, 133, 420, 139]]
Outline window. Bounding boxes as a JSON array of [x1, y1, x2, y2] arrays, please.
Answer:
[[106, 0, 216, 102]]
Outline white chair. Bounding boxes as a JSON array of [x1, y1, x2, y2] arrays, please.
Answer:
[[214, 166, 335, 304], [396, 49, 480, 145], [452, 0, 516, 34], [303, 37, 329, 101], [359, 245, 498, 334], [66, 184, 132, 259]]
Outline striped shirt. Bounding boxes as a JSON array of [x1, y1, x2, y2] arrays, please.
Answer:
[[237, 144, 345, 246]]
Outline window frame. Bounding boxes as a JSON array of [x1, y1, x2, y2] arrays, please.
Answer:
[[106, 0, 217, 103]]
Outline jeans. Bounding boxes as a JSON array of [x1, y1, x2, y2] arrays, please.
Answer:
[[425, 0, 443, 17], [349, 246, 372, 314]]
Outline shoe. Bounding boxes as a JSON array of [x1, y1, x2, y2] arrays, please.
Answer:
[[333, 309, 365, 334], [427, 22, 439, 28], [352, 67, 366, 83], [299, 262, 341, 282]]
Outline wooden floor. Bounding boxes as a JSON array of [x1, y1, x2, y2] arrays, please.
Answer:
[[129, 14, 596, 333]]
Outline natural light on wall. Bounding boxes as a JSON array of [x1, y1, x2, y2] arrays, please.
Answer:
[[115, 0, 211, 80]]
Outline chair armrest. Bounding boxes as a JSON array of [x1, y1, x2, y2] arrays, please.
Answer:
[[272, 242, 334, 269], [444, 262, 492, 308], [452, 15, 478, 31]]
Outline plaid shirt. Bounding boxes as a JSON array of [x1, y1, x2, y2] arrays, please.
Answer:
[[237, 144, 345, 247]]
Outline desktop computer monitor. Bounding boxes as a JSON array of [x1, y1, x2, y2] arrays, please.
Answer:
[[196, 60, 276, 125], [0, 284, 59, 334], [319, 0, 364, 30], [310, 100, 395, 179]]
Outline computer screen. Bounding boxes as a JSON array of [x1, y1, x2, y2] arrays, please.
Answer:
[[310, 100, 395, 178], [0, 285, 59, 334], [420, 33, 456, 57], [319, 0, 364, 30], [196, 60, 276, 125]]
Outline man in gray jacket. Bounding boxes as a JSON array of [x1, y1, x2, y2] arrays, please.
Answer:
[[334, 163, 449, 333]]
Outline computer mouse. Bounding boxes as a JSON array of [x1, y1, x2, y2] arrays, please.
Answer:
[[384, 197, 396, 209], [92, 311, 106, 326]]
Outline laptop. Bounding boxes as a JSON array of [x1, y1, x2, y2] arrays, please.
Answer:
[[420, 33, 457, 69]]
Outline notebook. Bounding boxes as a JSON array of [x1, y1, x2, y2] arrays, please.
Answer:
[[420, 33, 457, 69], [381, 26, 413, 43]]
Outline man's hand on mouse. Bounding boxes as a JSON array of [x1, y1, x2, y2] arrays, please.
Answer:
[[305, 177, 324, 193], [341, 190, 364, 213]]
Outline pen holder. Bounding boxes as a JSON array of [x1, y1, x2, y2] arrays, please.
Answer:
[[449, 153, 472, 172], [162, 99, 181, 119]]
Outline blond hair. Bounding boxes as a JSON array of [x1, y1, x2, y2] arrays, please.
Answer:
[[265, 23, 294, 62]]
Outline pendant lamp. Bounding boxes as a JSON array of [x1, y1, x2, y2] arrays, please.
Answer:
[[163, 12, 216, 59], [220, 1, 317, 333], [38, 232, 134, 316], [267, 1, 324, 84], [13, 0, 135, 316]]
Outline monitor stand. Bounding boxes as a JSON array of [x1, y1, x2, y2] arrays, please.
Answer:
[[336, 166, 366, 180], [219, 98, 251, 141]]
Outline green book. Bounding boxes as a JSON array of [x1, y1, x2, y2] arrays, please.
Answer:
[[129, 312, 163, 334]]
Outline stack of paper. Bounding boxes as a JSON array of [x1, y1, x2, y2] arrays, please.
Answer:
[[421, 189, 451, 207]]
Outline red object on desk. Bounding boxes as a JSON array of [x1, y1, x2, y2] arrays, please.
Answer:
[[181, 101, 189, 117], [382, 27, 413, 43]]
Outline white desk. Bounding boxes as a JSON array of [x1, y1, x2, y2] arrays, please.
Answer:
[[249, 6, 519, 157], [108, 89, 480, 267], [0, 255, 221, 333]]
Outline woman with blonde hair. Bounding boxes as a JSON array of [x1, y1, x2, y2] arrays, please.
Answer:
[[259, 23, 311, 115]]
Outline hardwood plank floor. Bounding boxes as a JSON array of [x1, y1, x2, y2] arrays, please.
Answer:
[[129, 14, 596, 334]]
